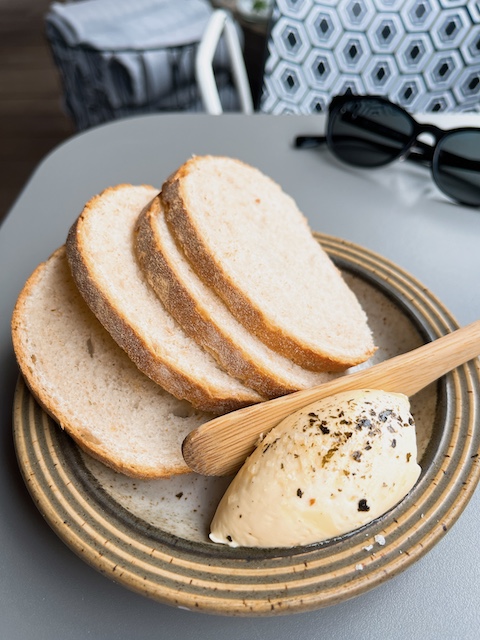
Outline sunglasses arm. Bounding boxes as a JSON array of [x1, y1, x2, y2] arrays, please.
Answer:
[[295, 134, 480, 174], [294, 135, 327, 149], [293, 134, 431, 166]]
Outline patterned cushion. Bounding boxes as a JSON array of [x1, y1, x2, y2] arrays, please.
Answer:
[[260, 0, 480, 113]]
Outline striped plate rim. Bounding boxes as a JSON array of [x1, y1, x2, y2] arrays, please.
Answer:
[[13, 234, 480, 616]]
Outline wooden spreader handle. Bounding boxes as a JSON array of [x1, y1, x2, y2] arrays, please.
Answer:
[[182, 320, 480, 477]]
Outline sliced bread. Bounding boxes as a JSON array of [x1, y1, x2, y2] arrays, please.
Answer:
[[65, 184, 263, 413], [135, 195, 339, 397], [161, 156, 376, 372], [11, 247, 213, 478]]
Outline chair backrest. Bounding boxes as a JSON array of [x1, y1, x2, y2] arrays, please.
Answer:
[[260, 0, 480, 114], [195, 9, 254, 114]]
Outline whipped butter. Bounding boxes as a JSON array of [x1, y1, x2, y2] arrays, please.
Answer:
[[210, 389, 421, 548]]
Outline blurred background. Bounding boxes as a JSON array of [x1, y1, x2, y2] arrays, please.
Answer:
[[3, 0, 479, 224], [0, 0, 75, 222], [0, 0, 269, 224]]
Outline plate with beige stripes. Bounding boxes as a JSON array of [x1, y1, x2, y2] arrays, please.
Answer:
[[13, 234, 480, 616]]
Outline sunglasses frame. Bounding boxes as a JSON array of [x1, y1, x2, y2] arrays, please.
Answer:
[[297, 94, 480, 207]]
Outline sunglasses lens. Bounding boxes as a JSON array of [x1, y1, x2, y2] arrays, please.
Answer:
[[434, 131, 480, 206], [328, 98, 415, 167]]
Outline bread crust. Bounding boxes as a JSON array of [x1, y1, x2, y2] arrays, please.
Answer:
[[11, 247, 195, 479], [161, 157, 375, 371], [66, 184, 262, 414], [135, 197, 337, 397]]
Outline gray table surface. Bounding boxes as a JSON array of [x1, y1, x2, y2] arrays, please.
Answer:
[[1, 113, 479, 639]]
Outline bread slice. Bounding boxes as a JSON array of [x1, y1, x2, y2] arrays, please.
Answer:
[[136, 196, 339, 397], [65, 184, 263, 413], [11, 247, 213, 478], [161, 156, 376, 372]]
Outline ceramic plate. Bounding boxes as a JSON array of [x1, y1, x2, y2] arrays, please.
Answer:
[[13, 235, 480, 616]]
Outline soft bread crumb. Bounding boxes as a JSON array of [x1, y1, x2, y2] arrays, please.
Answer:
[[136, 196, 342, 397], [161, 156, 376, 371], [11, 247, 214, 478], [65, 184, 262, 413]]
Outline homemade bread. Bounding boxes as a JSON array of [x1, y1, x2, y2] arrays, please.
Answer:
[[11, 247, 213, 478], [66, 184, 262, 413], [161, 156, 376, 371], [136, 196, 339, 397]]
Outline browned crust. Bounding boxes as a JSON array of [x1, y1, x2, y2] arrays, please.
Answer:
[[135, 197, 301, 398], [11, 247, 189, 479], [65, 184, 261, 414], [161, 157, 373, 372]]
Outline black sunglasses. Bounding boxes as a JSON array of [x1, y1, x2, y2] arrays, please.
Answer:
[[295, 94, 480, 207]]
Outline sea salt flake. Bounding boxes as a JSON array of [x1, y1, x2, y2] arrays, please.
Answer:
[[355, 563, 364, 571], [374, 534, 386, 546]]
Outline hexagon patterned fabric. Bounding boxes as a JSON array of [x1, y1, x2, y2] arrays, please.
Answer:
[[260, 0, 480, 113]]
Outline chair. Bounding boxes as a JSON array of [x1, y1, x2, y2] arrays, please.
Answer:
[[45, 0, 236, 129], [195, 9, 254, 115]]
